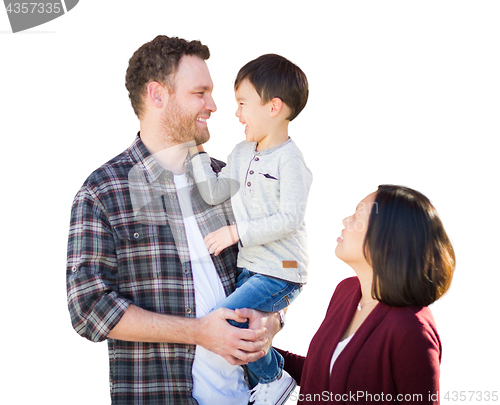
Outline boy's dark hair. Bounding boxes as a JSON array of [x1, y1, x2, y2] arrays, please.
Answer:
[[365, 185, 455, 307], [125, 35, 210, 119], [234, 54, 308, 121]]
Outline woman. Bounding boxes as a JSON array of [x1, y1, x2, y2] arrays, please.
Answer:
[[275, 185, 455, 404]]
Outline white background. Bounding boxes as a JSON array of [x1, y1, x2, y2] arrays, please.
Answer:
[[1, 1, 499, 403]]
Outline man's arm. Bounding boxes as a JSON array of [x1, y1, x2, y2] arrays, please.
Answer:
[[107, 304, 280, 366], [68, 179, 281, 365]]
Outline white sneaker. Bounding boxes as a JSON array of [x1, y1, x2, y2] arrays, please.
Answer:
[[249, 370, 297, 405]]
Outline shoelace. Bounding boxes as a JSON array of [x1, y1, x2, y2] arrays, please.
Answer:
[[249, 383, 271, 403]]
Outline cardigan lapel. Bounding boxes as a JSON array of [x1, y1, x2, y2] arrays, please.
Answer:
[[299, 278, 362, 399], [329, 300, 392, 397]]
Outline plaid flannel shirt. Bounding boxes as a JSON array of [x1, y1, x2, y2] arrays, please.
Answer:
[[67, 135, 238, 404]]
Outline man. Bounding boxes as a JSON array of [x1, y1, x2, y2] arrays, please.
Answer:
[[66, 35, 281, 405]]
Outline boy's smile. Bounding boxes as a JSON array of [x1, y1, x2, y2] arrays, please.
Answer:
[[234, 79, 273, 146]]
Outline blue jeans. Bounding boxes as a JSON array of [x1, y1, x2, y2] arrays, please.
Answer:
[[213, 268, 302, 384]]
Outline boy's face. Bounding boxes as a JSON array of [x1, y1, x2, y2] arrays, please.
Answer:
[[234, 79, 273, 144]]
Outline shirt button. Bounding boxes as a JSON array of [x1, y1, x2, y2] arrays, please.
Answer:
[[247, 182, 251, 187], [133, 232, 140, 239], [255, 157, 259, 161], [249, 170, 254, 175], [186, 308, 192, 314], [170, 195, 177, 200], [183, 268, 190, 274], [71, 266, 77, 273]]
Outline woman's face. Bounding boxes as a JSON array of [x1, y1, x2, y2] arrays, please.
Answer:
[[335, 192, 377, 267]]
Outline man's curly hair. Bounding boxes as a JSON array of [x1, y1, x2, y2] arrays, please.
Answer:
[[125, 36, 210, 119]]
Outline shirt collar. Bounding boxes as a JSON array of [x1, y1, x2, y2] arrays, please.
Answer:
[[253, 137, 292, 156], [128, 133, 194, 184]]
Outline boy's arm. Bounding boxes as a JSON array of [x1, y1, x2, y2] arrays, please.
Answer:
[[189, 145, 239, 205], [237, 156, 312, 247]]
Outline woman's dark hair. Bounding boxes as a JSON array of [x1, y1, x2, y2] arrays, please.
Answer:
[[125, 35, 210, 119], [364, 185, 455, 307], [234, 54, 308, 121]]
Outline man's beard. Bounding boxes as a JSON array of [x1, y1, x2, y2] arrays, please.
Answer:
[[161, 97, 210, 146]]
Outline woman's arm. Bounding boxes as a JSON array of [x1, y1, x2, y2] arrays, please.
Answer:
[[274, 347, 306, 385], [392, 321, 441, 404]]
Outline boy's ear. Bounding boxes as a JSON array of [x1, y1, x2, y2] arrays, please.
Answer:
[[146, 81, 168, 108], [269, 97, 284, 118]]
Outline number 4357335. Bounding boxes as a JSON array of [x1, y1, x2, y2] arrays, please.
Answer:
[[444, 391, 498, 401], [6, 3, 62, 14]]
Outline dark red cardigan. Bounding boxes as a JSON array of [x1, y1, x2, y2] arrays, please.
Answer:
[[277, 277, 441, 404]]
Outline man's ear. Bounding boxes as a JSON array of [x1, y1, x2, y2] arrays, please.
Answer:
[[269, 97, 283, 118], [146, 81, 167, 108]]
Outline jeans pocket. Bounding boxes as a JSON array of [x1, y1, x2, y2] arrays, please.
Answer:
[[272, 284, 302, 312], [236, 268, 255, 287]]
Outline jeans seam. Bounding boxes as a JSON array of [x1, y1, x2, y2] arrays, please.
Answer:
[[247, 349, 284, 384]]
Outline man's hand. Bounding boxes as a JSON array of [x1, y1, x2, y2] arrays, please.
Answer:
[[236, 308, 282, 356], [194, 308, 268, 366], [107, 305, 281, 367], [205, 225, 239, 256]]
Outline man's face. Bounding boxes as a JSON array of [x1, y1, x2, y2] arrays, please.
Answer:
[[161, 55, 216, 145]]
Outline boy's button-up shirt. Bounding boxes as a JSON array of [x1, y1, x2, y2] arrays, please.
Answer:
[[67, 135, 238, 404], [191, 138, 312, 284]]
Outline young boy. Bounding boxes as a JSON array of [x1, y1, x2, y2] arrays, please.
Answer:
[[189, 54, 312, 405]]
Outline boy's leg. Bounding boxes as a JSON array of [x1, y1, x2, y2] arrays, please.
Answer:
[[212, 268, 254, 328], [213, 270, 302, 383], [213, 269, 301, 327], [247, 346, 285, 384]]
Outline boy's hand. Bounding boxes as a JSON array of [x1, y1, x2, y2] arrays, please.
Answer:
[[205, 225, 239, 256], [188, 144, 205, 156]]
